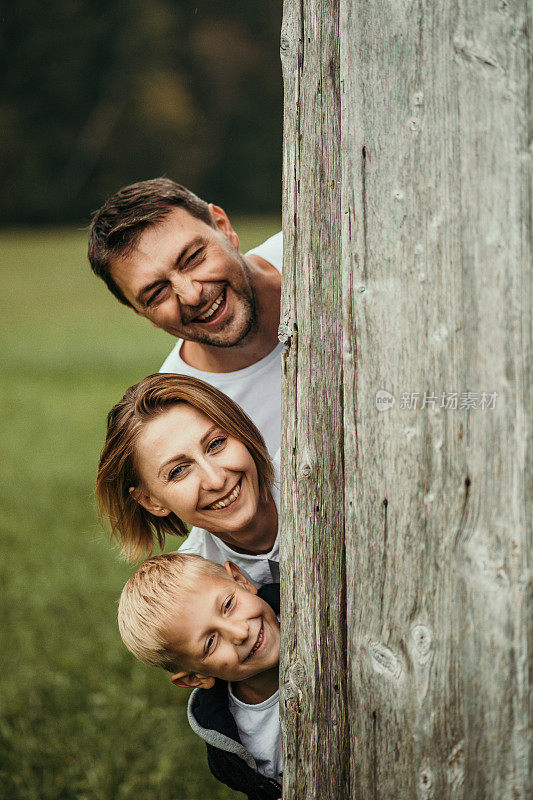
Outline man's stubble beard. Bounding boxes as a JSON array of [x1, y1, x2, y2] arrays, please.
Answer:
[[187, 255, 258, 349]]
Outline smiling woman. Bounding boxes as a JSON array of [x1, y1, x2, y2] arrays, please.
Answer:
[[96, 374, 280, 586]]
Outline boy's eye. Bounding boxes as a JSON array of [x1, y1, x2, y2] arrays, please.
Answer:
[[207, 436, 226, 453], [206, 635, 215, 653], [224, 595, 234, 612]]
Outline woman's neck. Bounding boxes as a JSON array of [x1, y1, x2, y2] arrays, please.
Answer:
[[214, 491, 278, 555]]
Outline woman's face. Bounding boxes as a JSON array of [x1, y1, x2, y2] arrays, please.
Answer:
[[132, 404, 260, 533]]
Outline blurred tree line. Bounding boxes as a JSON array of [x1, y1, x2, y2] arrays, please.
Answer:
[[0, 0, 282, 224]]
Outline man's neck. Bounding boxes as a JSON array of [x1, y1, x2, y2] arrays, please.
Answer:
[[180, 254, 281, 373], [231, 665, 279, 705]]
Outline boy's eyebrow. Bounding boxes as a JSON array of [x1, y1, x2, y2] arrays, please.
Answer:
[[157, 425, 220, 478], [135, 236, 205, 306]]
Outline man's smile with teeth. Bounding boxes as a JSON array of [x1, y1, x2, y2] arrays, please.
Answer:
[[195, 289, 225, 322], [206, 478, 242, 510]]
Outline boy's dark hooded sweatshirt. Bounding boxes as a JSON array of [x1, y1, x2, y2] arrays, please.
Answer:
[[187, 583, 281, 800]]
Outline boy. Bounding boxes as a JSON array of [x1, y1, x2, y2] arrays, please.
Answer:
[[118, 552, 282, 800]]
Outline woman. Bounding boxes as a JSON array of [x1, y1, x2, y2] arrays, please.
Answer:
[[96, 374, 280, 586]]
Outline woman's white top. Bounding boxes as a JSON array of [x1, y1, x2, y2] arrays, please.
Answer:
[[177, 450, 280, 588], [228, 686, 282, 787]]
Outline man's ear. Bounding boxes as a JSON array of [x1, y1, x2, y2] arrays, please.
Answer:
[[129, 486, 170, 517], [171, 671, 215, 690], [208, 203, 240, 251], [224, 561, 258, 594]]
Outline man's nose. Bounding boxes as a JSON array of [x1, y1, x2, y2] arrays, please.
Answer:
[[170, 274, 203, 307]]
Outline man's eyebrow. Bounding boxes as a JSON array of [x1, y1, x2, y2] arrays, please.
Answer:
[[156, 425, 220, 478], [135, 236, 206, 306]]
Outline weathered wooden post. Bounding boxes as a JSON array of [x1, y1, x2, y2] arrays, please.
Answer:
[[280, 1, 531, 798]]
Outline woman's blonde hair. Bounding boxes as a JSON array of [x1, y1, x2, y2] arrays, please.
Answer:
[[96, 373, 274, 562]]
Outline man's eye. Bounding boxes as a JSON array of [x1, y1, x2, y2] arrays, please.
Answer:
[[186, 248, 203, 264], [147, 285, 166, 306], [207, 436, 226, 453]]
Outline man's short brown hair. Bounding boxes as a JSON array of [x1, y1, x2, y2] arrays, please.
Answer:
[[87, 178, 215, 307]]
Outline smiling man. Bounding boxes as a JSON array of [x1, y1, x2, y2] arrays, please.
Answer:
[[88, 178, 283, 455]]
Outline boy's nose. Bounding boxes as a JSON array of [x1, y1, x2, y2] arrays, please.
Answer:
[[227, 619, 249, 645]]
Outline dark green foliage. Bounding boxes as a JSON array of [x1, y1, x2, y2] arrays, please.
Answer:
[[0, 1, 283, 224]]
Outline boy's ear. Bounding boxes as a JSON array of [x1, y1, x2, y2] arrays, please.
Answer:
[[224, 561, 258, 595], [208, 203, 240, 251], [129, 486, 170, 517], [171, 671, 215, 690]]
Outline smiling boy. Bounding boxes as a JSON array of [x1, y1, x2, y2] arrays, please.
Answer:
[[118, 552, 283, 800]]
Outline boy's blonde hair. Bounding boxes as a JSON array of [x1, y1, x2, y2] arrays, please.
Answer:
[[118, 552, 228, 672]]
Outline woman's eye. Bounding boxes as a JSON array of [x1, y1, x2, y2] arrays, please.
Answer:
[[168, 464, 185, 480], [207, 436, 226, 453]]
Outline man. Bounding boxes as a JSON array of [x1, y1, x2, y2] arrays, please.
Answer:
[[88, 178, 283, 455]]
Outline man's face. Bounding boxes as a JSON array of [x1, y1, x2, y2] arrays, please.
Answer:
[[110, 206, 256, 346], [168, 565, 280, 685]]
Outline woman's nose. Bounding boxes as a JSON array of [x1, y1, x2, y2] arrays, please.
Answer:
[[200, 461, 226, 491]]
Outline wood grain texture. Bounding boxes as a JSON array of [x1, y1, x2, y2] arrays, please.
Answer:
[[281, 0, 530, 797], [340, 1, 531, 799], [279, 1, 348, 798]]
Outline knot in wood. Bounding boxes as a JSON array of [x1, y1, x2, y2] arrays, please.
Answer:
[[367, 640, 403, 683], [418, 766, 434, 800], [301, 463, 312, 478], [411, 623, 433, 665]]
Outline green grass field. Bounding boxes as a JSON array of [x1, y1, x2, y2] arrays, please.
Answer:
[[0, 218, 280, 800]]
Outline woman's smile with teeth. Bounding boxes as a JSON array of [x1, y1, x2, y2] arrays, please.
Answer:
[[196, 289, 225, 322], [206, 479, 242, 510]]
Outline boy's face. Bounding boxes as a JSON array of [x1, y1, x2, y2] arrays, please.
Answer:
[[168, 563, 280, 689]]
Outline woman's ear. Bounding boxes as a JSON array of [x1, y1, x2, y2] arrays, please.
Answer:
[[129, 486, 170, 517], [171, 671, 215, 690], [224, 561, 258, 594]]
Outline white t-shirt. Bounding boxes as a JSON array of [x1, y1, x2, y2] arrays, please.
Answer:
[[178, 451, 280, 588], [228, 687, 282, 787], [159, 232, 283, 457]]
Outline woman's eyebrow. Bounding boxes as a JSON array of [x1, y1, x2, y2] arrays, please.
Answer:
[[156, 426, 220, 477]]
